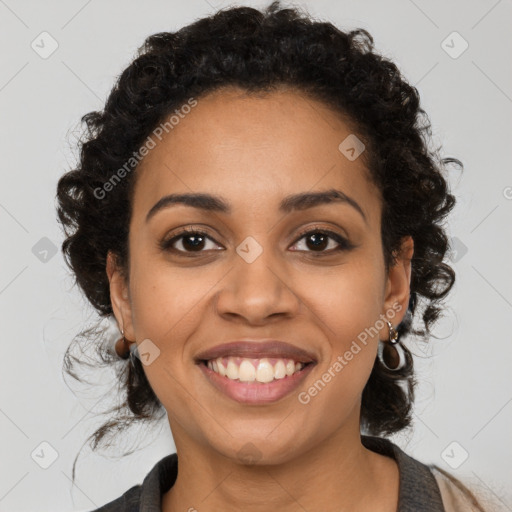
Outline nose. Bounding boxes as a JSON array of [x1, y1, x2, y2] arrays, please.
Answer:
[[214, 246, 301, 325]]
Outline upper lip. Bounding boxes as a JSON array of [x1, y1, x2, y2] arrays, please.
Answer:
[[195, 340, 317, 364]]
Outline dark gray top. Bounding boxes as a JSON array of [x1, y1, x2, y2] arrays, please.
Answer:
[[90, 435, 446, 512]]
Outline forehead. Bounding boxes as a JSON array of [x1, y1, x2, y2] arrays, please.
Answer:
[[132, 87, 380, 224]]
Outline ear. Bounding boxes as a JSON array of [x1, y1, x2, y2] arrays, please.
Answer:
[[106, 251, 135, 340], [382, 236, 414, 327]]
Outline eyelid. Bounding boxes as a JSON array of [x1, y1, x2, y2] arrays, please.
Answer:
[[293, 223, 348, 242]]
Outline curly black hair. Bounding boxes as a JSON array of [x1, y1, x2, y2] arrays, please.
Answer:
[[56, 0, 462, 479]]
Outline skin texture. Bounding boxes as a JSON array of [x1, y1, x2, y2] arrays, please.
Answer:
[[107, 87, 414, 511]]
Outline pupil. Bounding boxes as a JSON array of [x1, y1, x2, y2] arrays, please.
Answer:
[[307, 233, 327, 251], [184, 235, 205, 250]]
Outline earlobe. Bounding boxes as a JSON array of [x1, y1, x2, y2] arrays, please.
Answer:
[[106, 251, 135, 338], [383, 236, 414, 324]]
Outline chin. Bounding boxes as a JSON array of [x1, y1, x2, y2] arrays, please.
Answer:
[[211, 432, 304, 467]]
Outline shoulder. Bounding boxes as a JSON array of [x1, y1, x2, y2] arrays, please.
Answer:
[[86, 453, 178, 512], [429, 465, 499, 512], [88, 484, 142, 512], [362, 435, 502, 511]]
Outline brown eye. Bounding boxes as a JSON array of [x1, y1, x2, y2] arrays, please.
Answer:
[[160, 229, 222, 254], [177, 233, 207, 251], [290, 229, 354, 254], [303, 232, 330, 251], [159, 226, 355, 257]]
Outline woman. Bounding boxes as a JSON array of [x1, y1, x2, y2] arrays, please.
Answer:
[[56, 2, 491, 510]]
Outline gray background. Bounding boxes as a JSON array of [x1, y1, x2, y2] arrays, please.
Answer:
[[1, 0, 511, 510]]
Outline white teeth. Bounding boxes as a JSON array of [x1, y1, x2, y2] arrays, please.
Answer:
[[226, 359, 239, 380], [255, 359, 274, 383], [274, 360, 286, 379], [206, 356, 307, 382], [239, 359, 256, 382], [217, 359, 227, 376]]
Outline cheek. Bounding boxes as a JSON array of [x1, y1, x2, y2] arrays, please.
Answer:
[[312, 256, 385, 344], [127, 256, 224, 398], [129, 256, 217, 340], [302, 257, 383, 400], [126, 261, 210, 414]]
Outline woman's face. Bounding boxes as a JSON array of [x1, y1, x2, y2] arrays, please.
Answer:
[[108, 87, 413, 463]]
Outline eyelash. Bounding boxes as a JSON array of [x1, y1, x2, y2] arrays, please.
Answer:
[[159, 225, 355, 257]]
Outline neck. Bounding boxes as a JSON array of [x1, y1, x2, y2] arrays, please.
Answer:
[[161, 416, 399, 512]]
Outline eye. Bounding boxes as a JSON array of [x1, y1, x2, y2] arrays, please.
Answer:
[[159, 226, 354, 256], [159, 228, 224, 255], [290, 227, 354, 254], [159, 227, 222, 254]]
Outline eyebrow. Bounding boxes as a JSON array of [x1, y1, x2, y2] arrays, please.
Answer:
[[145, 188, 367, 224]]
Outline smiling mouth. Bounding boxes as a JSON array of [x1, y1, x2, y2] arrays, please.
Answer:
[[198, 356, 315, 383]]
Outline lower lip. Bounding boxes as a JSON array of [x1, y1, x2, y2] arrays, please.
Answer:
[[198, 361, 316, 404]]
